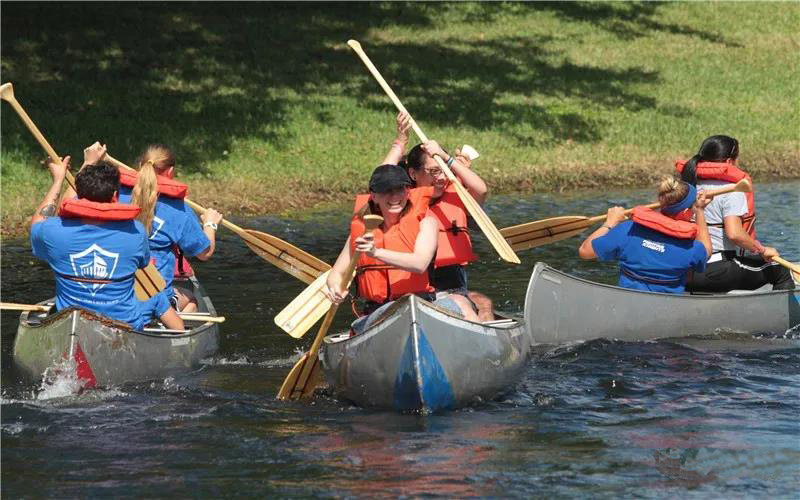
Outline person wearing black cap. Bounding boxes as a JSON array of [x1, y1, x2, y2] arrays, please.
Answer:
[[324, 164, 478, 335]]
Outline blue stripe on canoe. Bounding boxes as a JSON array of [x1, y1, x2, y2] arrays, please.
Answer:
[[393, 326, 455, 412]]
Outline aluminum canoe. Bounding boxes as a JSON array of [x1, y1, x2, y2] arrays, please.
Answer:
[[12, 276, 219, 388], [319, 294, 529, 414], [525, 262, 800, 344]]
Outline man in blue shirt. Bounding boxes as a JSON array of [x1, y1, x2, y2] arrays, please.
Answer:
[[30, 149, 183, 331]]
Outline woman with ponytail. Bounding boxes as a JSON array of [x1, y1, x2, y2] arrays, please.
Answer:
[[119, 145, 223, 312], [578, 176, 712, 294], [677, 135, 793, 292]]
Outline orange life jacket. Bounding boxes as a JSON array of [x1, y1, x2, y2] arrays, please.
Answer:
[[118, 169, 189, 199], [675, 160, 756, 238], [59, 198, 141, 221], [429, 184, 477, 268], [631, 206, 697, 240], [350, 187, 435, 303]]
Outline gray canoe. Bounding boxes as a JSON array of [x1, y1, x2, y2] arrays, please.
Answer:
[[319, 294, 529, 414], [13, 276, 219, 388], [525, 262, 800, 344]]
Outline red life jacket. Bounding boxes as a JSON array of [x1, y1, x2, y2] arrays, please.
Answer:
[[429, 184, 477, 268], [59, 198, 141, 221], [118, 169, 189, 199], [350, 187, 435, 303], [675, 159, 756, 238], [631, 206, 697, 240]]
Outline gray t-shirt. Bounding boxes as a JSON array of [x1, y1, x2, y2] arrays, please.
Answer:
[[697, 179, 748, 253]]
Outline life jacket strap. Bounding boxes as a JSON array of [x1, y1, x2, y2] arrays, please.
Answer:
[[56, 271, 135, 285]]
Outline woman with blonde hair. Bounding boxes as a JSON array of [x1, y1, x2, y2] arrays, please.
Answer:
[[118, 144, 223, 311], [578, 176, 712, 294]]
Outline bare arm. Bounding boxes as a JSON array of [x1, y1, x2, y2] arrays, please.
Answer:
[[578, 207, 626, 260], [63, 142, 108, 200], [159, 307, 185, 330], [381, 112, 411, 165], [324, 236, 356, 304], [31, 156, 70, 226], [365, 216, 438, 273], [194, 209, 223, 261], [693, 192, 712, 257], [723, 215, 779, 261]]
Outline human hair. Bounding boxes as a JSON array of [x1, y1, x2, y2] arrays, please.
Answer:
[[680, 135, 739, 186], [657, 175, 689, 207], [400, 143, 450, 184], [75, 161, 120, 202], [132, 145, 175, 234]]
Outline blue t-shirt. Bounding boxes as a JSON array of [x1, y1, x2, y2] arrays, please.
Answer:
[[31, 217, 169, 330], [119, 186, 210, 299], [591, 220, 708, 294]]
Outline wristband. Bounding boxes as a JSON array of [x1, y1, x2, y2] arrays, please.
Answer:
[[601, 225, 613, 230], [446, 156, 455, 168], [203, 221, 218, 231]]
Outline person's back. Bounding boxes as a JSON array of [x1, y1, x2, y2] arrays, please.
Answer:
[[30, 158, 153, 330], [32, 213, 149, 327]]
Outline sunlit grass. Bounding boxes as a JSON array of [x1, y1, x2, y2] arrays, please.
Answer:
[[2, 2, 797, 237]]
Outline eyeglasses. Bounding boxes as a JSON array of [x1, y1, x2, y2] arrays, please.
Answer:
[[423, 167, 444, 177]]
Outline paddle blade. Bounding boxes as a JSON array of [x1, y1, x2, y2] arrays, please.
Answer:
[[134, 263, 167, 301], [501, 216, 592, 251], [277, 351, 315, 400], [274, 270, 333, 338], [243, 229, 330, 285], [451, 181, 521, 264]]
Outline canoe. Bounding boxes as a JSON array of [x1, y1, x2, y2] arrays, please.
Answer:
[[319, 294, 529, 413], [12, 276, 219, 388], [525, 262, 800, 344]]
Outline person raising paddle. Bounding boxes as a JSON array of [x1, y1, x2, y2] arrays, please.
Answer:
[[677, 135, 794, 292], [324, 164, 479, 335], [578, 176, 712, 294], [383, 112, 495, 322]]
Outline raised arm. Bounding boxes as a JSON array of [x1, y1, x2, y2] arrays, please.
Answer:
[[63, 141, 108, 200], [381, 111, 411, 165], [31, 156, 70, 226]]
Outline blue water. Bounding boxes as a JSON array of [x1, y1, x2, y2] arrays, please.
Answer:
[[2, 182, 799, 497]]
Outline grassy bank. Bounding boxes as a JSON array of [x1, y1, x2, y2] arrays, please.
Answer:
[[2, 2, 798, 237]]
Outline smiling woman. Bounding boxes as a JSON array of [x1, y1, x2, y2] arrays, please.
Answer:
[[324, 164, 479, 334]]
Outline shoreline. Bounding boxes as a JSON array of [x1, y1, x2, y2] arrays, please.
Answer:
[[4, 160, 798, 240]]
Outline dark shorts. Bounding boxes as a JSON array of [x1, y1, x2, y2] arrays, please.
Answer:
[[431, 265, 468, 296]]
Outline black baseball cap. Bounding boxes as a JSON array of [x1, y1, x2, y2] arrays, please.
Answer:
[[368, 164, 413, 193]]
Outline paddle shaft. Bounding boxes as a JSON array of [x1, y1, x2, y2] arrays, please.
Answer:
[[346, 40, 520, 264], [0, 84, 76, 191]]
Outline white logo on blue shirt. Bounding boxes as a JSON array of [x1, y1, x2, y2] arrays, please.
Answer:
[[69, 244, 120, 296], [150, 215, 165, 240], [642, 240, 665, 253]]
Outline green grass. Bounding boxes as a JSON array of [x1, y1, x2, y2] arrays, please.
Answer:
[[2, 2, 798, 236]]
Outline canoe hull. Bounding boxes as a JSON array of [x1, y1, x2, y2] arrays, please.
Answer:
[[12, 277, 219, 388], [525, 262, 800, 344], [320, 295, 529, 413]]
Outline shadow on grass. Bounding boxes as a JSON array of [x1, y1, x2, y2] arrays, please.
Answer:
[[1, 2, 722, 171]]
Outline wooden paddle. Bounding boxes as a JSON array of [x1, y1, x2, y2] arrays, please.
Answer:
[[500, 178, 754, 252], [346, 40, 520, 265], [773, 256, 800, 283], [103, 154, 330, 285], [0, 302, 225, 322], [0, 82, 166, 301], [277, 214, 384, 400], [274, 214, 384, 339]]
